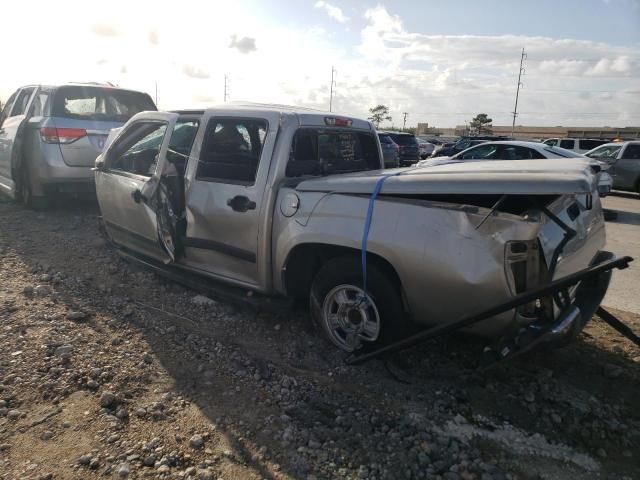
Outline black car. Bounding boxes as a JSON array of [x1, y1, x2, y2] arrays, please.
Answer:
[[380, 132, 419, 166], [433, 135, 512, 157]]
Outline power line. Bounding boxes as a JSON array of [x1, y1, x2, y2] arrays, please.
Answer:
[[512, 48, 527, 135], [224, 74, 230, 103], [329, 66, 336, 112]]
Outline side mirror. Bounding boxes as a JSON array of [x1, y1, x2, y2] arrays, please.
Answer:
[[93, 157, 105, 172]]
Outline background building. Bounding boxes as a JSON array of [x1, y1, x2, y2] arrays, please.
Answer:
[[416, 123, 640, 140]]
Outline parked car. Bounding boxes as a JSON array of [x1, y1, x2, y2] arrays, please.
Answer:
[[542, 138, 608, 154], [431, 141, 455, 157], [416, 136, 435, 159], [0, 83, 156, 208], [585, 141, 640, 195], [379, 131, 419, 166], [94, 105, 613, 354], [431, 136, 508, 157], [377, 133, 400, 168], [418, 141, 613, 196]]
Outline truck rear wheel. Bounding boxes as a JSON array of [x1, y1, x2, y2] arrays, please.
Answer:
[[310, 257, 408, 352]]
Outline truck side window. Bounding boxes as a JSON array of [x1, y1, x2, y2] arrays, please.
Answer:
[[197, 118, 267, 185]]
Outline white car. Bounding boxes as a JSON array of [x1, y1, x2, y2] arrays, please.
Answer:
[[417, 141, 612, 195], [542, 138, 608, 154], [416, 137, 435, 159]]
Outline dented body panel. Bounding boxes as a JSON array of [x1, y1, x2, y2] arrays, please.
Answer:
[[272, 184, 606, 336]]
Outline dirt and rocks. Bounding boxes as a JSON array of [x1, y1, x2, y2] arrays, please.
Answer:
[[0, 198, 639, 480]]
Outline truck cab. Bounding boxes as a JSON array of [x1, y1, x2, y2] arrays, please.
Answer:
[[95, 105, 383, 292]]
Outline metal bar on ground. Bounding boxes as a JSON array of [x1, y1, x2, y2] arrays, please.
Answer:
[[345, 255, 633, 365], [596, 306, 640, 348]]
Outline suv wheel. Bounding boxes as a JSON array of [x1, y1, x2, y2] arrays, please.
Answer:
[[18, 165, 46, 210], [310, 257, 408, 352]]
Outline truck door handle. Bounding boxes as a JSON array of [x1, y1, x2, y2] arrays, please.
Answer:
[[227, 195, 256, 212], [131, 189, 146, 204]]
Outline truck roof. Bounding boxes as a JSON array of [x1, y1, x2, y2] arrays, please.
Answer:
[[172, 102, 375, 130]]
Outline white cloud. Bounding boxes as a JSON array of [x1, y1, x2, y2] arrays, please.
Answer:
[[0, 1, 637, 128], [229, 35, 257, 54], [90, 23, 120, 37], [182, 65, 210, 79], [347, 5, 640, 127], [314, 1, 348, 23]]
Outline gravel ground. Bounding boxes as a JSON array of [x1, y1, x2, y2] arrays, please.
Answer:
[[602, 192, 640, 314], [0, 198, 639, 480]]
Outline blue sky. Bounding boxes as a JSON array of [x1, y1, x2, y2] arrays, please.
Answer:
[[2, 0, 639, 127], [267, 0, 640, 47]]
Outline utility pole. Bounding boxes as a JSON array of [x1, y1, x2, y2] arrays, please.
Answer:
[[402, 112, 408, 132], [511, 48, 527, 137], [329, 66, 336, 112], [224, 74, 230, 103]]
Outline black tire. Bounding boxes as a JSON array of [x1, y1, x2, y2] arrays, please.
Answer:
[[18, 164, 47, 210], [310, 256, 409, 352]]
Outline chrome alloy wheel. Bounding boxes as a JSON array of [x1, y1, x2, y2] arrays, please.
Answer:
[[321, 284, 381, 352]]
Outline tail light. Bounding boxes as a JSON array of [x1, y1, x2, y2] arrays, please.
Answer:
[[40, 127, 87, 144], [324, 116, 352, 127]]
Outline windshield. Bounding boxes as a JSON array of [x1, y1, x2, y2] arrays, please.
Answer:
[[585, 144, 622, 159], [53, 86, 156, 122]]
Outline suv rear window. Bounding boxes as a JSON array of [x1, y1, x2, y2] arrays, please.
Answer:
[[579, 139, 607, 150], [52, 86, 156, 121], [389, 134, 418, 146], [287, 129, 380, 177]]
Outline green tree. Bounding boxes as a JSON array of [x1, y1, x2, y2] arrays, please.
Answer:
[[469, 113, 493, 135], [368, 105, 392, 128]]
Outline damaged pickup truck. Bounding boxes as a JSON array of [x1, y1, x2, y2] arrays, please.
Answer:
[[94, 105, 615, 354]]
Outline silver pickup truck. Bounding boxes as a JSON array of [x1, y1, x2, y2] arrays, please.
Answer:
[[94, 105, 612, 353]]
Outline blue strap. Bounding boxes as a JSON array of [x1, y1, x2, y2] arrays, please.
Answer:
[[360, 172, 402, 299]]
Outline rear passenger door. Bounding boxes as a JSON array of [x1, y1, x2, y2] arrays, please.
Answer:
[[182, 111, 280, 288], [96, 112, 179, 262], [0, 87, 36, 186]]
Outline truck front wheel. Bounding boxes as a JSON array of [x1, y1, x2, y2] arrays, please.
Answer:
[[310, 257, 408, 352]]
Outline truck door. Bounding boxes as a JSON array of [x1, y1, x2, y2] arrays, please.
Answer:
[[0, 87, 36, 193], [182, 111, 280, 288], [95, 112, 179, 263]]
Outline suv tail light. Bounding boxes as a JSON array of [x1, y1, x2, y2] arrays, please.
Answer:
[[40, 127, 87, 144]]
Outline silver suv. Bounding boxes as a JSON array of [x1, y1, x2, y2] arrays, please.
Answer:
[[0, 83, 156, 208]]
